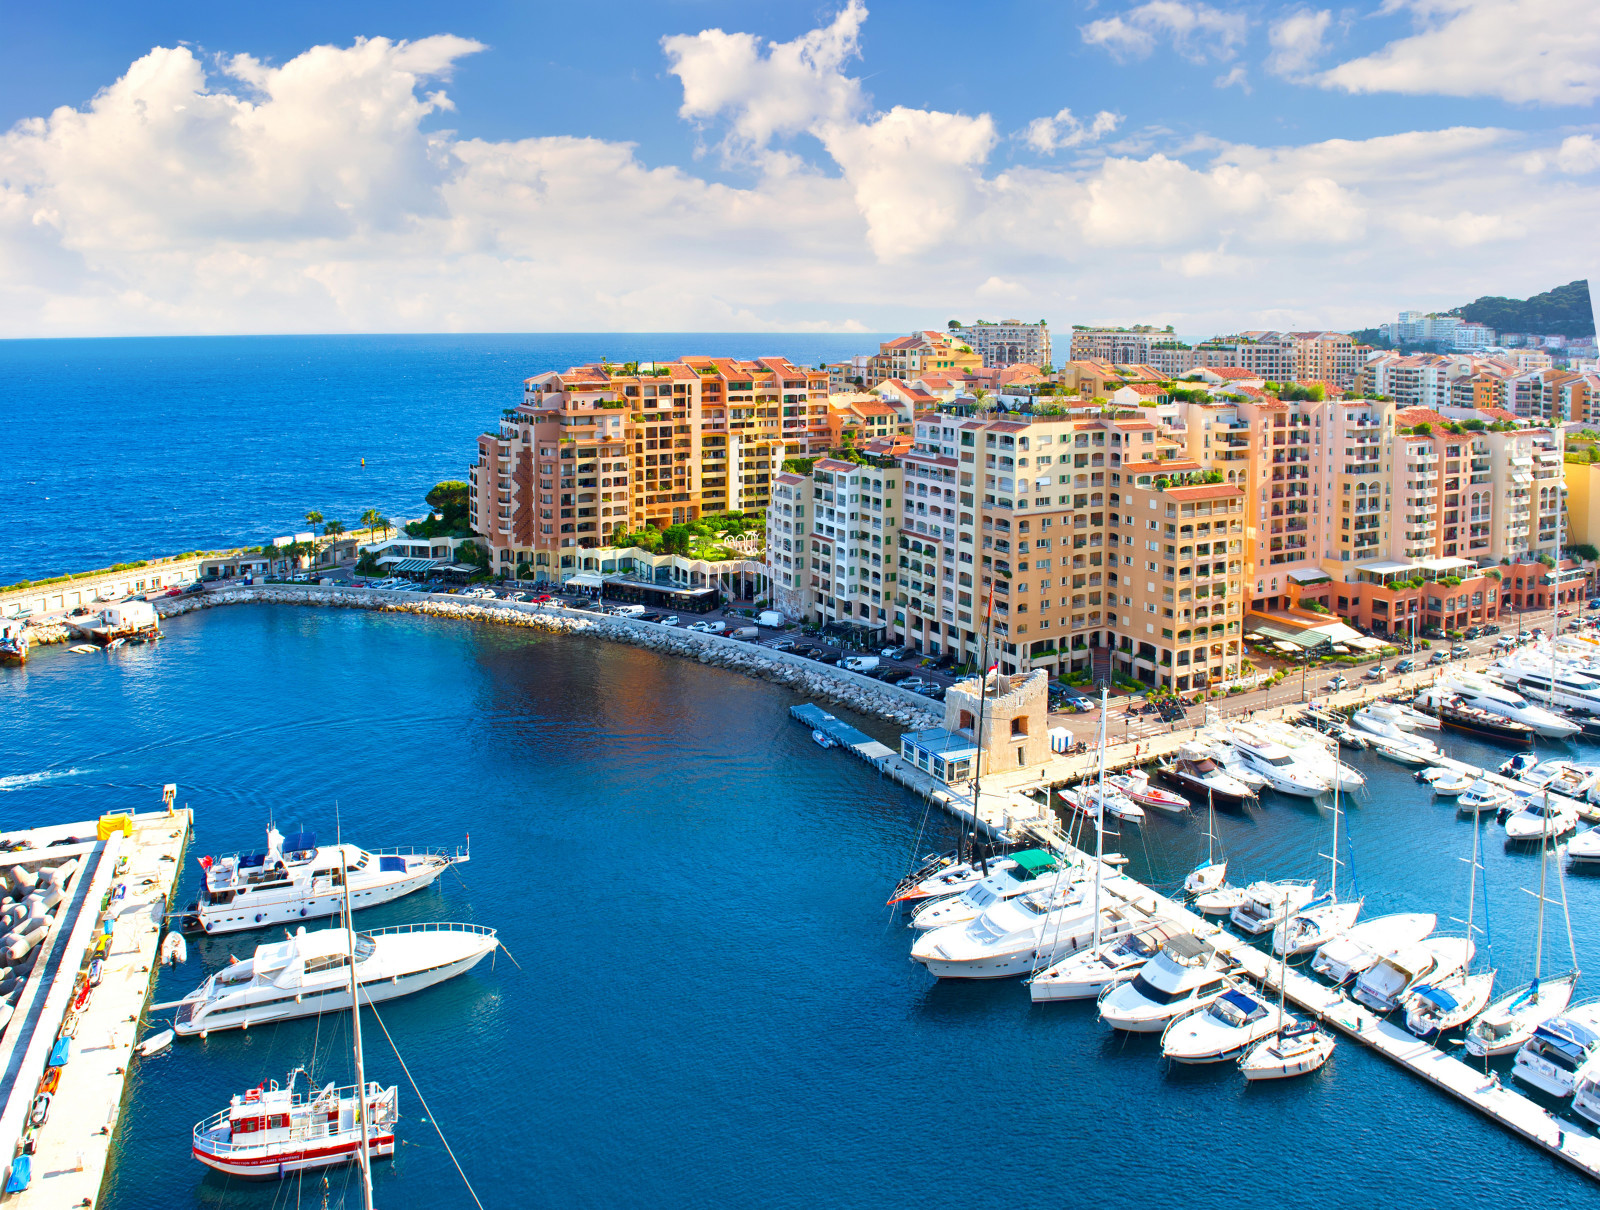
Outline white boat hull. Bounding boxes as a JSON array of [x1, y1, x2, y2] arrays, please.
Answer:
[[194, 1133, 396, 1179], [195, 863, 453, 935]]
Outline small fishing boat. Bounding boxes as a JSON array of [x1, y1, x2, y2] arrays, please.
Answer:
[[1404, 972, 1497, 1039], [1503, 799, 1579, 842], [1239, 1020, 1336, 1080], [812, 730, 837, 749], [161, 932, 188, 965], [1231, 879, 1317, 936], [1193, 884, 1249, 915], [136, 1029, 173, 1058], [1416, 766, 1472, 797], [1456, 778, 1514, 816], [192, 1068, 399, 1180], [1107, 770, 1188, 815], [1062, 783, 1145, 823]]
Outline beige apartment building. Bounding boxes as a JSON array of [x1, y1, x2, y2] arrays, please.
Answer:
[[469, 356, 828, 575], [1289, 331, 1366, 390], [1068, 325, 1195, 376], [949, 320, 1052, 368], [866, 332, 984, 387]]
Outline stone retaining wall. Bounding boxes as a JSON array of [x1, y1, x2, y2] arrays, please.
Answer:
[[156, 587, 943, 730]]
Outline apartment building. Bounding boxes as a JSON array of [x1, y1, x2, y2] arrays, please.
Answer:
[[1507, 367, 1584, 421], [1289, 331, 1365, 389], [949, 320, 1051, 368], [1563, 372, 1600, 426], [469, 356, 828, 574], [826, 393, 910, 447], [824, 355, 873, 393], [866, 332, 983, 387], [1193, 332, 1298, 382], [1068, 325, 1195, 376]]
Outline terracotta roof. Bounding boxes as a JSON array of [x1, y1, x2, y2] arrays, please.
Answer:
[[1396, 407, 1451, 427], [1129, 384, 1167, 396], [1163, 484, 1244, 501], [1207, 368, 1264, 381], [1478, 407, 1519, 423], [815, 458, 859, 472], [862, 435, 913, 457]]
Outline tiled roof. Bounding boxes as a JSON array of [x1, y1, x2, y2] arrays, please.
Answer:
[[1164, 483, 1244, 501], [1396, 407, 1451, 426], [1207, 368, 1264, 381]]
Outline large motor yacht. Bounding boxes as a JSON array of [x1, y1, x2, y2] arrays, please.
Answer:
[[1161, 986, 1279, 1064], [1435, 671, 1579, 738], [167, 923, 499, 1036], [909, 882, 1118, 979], [1512, 1006, 1600, 1097], [1157, 745, 1257, 806], [1223, 731, 1328, 798], [1489, 652, 1600, 714], [1028, 919, 1184, 1003], [1352, 936, 1472, 1013], [185, 827, 468, 935], [1097, 933, 1235, 1032], [908, 850, 1066, 931], [192, 1069, 399, 1179]]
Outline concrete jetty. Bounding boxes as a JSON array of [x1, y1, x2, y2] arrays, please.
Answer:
[[0, 798, 191, 1206]]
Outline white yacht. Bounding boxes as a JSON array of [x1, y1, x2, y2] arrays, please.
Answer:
[[1503, 758, 1600, 803], [1354, 702, 1438, 732], [1029, 919, 1184, 1003], [1490, 653, 1600, 714], [1512, 1005, 1600, 1096], [1570, 1047, 1600, 1127], [1503, 799, 1579, 842], [1350, 708, 1441, 764], [1402, 970, 1497, 1040], [1244, 721, 1366, 790], [1310, 912, 1436, 985], [1230, 879, 1317, 935], [889, 852, 1026, 906], [1097, 933, 1235, 1032], [1455, 777, 1514, 816], [910, 883, 1133, 979], [186, 827, 468, 935], [908, 850, 1066, 930], [1062, 783, 1145, 823], [1436, 671, 1580, 738], [1569, 828, 1600, 866], [1161, 985, 1279, 1064], [1223, 732, 1327, 798], [1158, 745, 1256, 806], [166, 923, 499, 1036], [1465, 972, 1580, 1058], [1352, 936, 1472, 1013]]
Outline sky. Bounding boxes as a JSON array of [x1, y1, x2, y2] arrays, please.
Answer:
[[0, 0, 1596, 340]]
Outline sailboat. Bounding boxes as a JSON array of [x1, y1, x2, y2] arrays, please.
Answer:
[[1464, 788, 1582, 1057], [1240, 890, 1335, 1080], [1403, 804, 1495, 1039], [1184, 784, 1228, 897], [1272, 737, 1361, 956]]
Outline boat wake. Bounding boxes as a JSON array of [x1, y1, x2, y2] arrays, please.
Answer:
[[0, 767, 84, 792]]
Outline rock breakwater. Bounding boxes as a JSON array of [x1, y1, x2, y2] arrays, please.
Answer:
[[156, 587, 942, 729]]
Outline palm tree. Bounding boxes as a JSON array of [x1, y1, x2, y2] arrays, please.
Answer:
[[360, 508, 390, 541], [323, 519, 345, 567]]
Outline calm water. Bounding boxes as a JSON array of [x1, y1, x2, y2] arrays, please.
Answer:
[[0, 334, 888, 584], [2, 605, 1599, 1209]]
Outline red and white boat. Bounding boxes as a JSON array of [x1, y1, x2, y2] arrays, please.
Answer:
[[1108, 770, 1190, 815], [192, 1068, 398, 1179]]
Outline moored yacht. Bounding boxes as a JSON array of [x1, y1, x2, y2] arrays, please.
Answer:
[[1161, 985, 1278, 1064], [1503, 799, 1579, 842], [186, 827, 468, 935], [1107, 770, 1189, 815], [1062, 783, 1145, 823], [1513, 1006, 1600, 1096], [889, 851, 1024, 906], [1029, 918, 1184, 1003], [1224, 731, 1327, 798], [1465, 972, 1580, 1058], [1230, 879, 1317, 935], [910, 882, 1116, 979], [167, 923, 499, 1036], [1097, 933, 1235, 1032], [1273, 893, 1362, 957], [1158, 745, 1256, 806], [1490, 653, 1600, 714], [192, 1069, 399, 1179], [1310, 912, 1436, 985], [1352, 936, 1472, 1013], [1436, 671, 1579, 739], [908, 850, 1066, 930], [1402, 970, 1497, 1040]]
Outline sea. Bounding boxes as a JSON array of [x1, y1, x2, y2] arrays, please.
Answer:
[[2, 338, 1599, 1209], [0, 334, 891, 585]]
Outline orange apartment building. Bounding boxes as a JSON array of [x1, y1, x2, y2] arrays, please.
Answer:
[[469, 356, 828, 574]]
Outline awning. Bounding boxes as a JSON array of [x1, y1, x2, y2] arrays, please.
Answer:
[[1287, 567, 1332, 585], [564, 573, 606, 588], [387, 558, 437, 573]]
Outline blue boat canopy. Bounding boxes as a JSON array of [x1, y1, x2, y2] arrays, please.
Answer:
[[1534, 1018, 1599, 1060], [1220, 989, 1259, 1013], [49, 1036, 70, 1067], [6, 1154, 31, 1192], [283, 831, 316, 854], [1414, 984, 1459, 1012]]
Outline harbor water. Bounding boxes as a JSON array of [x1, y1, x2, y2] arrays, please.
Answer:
[[2, 604, 1599, 1208]]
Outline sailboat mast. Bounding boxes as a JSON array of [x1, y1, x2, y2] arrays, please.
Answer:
[[340, 828, 375, 1210], [1465, 799, 1480, 976], [970, 580, 997, 875], [1534, 802, 1549, 981], [1329, 737, 1339, 902], [1093, 683, 1108, 950]]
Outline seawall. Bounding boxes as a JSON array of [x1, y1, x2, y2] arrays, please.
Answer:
[[154, 586, 944, 730]]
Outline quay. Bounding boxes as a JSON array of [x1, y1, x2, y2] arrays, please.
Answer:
[[0, 794, 191, 1206], [793, 674, 1600, 1185]]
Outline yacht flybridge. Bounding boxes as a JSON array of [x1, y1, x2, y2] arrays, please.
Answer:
[[185, 827, 469, 935], [166, 922, 499, 1036]]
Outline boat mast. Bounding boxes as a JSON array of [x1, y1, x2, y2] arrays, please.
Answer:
[[339, 823, 375, 1210], [1092, 682, 1108, 951], [1464, 794, 1480, 977], [969, 579, 999, 876], [1534, 794, 1549, 985], [1329, 736, 1340, 903]]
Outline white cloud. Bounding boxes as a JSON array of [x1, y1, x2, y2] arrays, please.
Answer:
[[1214, 65, 1251, 92], [662, 0, 866, 160], [1080, 2, 1250, 64], [1267, 8, 1332, 78], [1319, 0, 1600, 105], [0, 12, 1596, 339], [1022, 108, 1121, 154]]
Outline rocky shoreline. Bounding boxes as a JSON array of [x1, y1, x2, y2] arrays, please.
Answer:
[[155, 587, 942, 730]]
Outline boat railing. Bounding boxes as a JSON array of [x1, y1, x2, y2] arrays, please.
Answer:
[[191, 1086, 397, 1157], [365, 844, 470, 862], [360, 921, 497, 939]]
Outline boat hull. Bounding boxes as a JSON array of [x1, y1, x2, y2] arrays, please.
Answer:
[[194, 1134, 395, 1179], [192, 862, 454, 935], [174, 945, 494, 1036]]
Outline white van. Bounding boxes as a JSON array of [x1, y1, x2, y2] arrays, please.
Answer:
[[842, 655, 880, 673], [756, 610, 786, 628], [613, 604, 647, 617]]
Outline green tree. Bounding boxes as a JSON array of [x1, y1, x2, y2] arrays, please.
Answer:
[[322, 519, 344, 567], [424, 482, 471, 529], [361, 508, 392, 540]]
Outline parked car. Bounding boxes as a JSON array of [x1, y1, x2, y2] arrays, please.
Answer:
[[842, 655, 880, 672], [659, 615, 680, 627], [1588, 599, 1600, 610], [1364, 665, 1386, 681], [815, 652, 843, 665], [1326, 674, 1349, 691], [1421, 626, 1445, 640], [1451, 644, 1471, 659], [686, 621, 711, 632], [771, 638, 799, 652], [1393, 658, 1415, 674], [879, 668, 913, 683], [703, 620, 729, 633], [1464, 625, 1483, 640], [731, 626, 761, 640], [880, 646, 908, 660], [1482, 623, 1501, 635], [1494, 635, 1516, 650], [1429, 650, 1448, 665]]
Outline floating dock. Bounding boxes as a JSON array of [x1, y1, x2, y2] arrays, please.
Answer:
[[0, 795, 191, 1206], [796, 696, 1600, 1184]]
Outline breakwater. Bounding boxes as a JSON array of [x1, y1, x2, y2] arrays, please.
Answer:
[[155, 586, 942, 729]]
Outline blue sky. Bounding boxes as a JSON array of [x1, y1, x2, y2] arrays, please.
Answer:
[[1, 0, 1596, 337]]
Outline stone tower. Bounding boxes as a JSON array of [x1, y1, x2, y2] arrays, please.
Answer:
[[943, 668, 1050, 774]]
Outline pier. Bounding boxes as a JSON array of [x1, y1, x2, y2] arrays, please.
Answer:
[[794, 697, 1600, 1185], [0, 796, 191, 1206]]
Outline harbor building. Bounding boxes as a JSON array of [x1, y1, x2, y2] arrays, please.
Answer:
[[469, 356, 828, 574], [947, 320, 1051, 369]]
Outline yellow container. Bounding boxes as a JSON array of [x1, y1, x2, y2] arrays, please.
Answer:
[[96, 814, 133, 841]]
